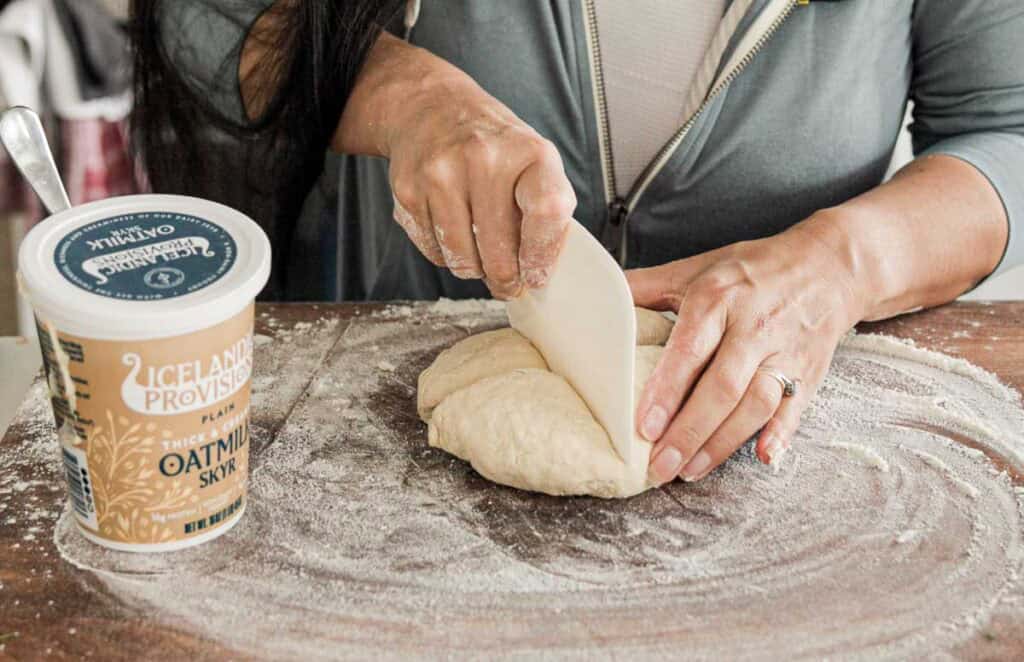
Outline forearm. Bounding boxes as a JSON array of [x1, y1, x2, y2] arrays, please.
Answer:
[[332, 32, 513, 158], [791, 154, 1009, 322], [330, 32, 423, 156]]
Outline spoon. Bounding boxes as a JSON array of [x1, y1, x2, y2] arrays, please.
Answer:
[[0, 106, 72, 215]]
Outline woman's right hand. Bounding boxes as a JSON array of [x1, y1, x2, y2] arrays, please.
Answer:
[[335, 33, 577, 299]]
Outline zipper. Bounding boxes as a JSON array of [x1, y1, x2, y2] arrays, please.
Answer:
[[582, 0, 800, 265], [583, 0, 630, 262], [582, 1, 618, 209]]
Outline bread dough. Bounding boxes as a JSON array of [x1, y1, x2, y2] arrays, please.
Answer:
[[419, 307, 671, 421], [418, 307, 672, 498], [636, 307, 673, 345], [417, 328, 547, 421]]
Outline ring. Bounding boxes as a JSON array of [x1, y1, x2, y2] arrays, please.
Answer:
[[757, 367, 799, 398]]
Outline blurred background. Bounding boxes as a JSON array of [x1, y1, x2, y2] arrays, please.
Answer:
[[0, 0, 1021, 433], [1, 0, 133, 429]]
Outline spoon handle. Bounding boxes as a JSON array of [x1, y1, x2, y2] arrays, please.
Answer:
[[0, 106, 72, 215]]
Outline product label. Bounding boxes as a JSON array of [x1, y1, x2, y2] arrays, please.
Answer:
[[36, 305, 254, 549], [54, 212, 237, 301]]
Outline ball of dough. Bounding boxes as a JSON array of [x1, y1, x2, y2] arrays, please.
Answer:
[[424, 340, 664, 499], [418, 308, 668, 421], [636, 308, 673, 345], [417, 328, 547, 421]]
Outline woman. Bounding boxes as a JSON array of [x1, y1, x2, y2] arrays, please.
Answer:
[[133, 0, 1024, 486]]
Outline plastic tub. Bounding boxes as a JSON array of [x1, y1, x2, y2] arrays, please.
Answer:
[[17, 194, 271, 552]]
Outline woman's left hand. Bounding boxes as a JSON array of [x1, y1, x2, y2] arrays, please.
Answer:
[[628, 217, 868, 485]]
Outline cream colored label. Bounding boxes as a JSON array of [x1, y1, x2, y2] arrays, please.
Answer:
[[37, 305, 254, 548]]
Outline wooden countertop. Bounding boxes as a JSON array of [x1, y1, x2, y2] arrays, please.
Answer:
[[1, 301, 1022, 660]]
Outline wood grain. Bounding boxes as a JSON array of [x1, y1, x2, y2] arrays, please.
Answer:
[[1, 301, 1021, 660]]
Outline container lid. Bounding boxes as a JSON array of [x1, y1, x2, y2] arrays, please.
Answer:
[[18, 194, 271, 340]]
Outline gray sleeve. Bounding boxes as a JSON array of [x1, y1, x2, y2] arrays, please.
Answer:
[[156, 0, 273, 124], [910, 0, 1024, 279]]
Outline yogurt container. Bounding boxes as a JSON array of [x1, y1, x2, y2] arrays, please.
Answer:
[[18, 194, 271, 552]]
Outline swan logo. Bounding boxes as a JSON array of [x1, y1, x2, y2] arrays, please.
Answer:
[[120, 336, 253, 415]]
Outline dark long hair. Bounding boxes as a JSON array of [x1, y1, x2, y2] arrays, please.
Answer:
[[129, 0, 403, 298]]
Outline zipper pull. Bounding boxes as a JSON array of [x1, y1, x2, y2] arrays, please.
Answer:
[[600, 198, 629, 265], [609, 198, 628, 226]]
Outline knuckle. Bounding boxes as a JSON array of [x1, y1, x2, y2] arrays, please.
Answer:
[[749, 379, 780, 414], [390, 177, 421, 214], [463, 134, 501, 169], [694, 271, 735, 300], [711, 370, 746, 404], [679, 286, 720, 321], [524, 193, 574, 224], [423, 155, 458, 187], [666, 422, 703, 453], [529, 136, 561, 162], [665, 332, 706, 365]]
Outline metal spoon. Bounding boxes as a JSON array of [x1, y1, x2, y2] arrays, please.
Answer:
[[0, 106, 72, 215]]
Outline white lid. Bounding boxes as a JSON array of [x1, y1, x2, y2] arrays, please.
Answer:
[[18, 194, 271, 340]]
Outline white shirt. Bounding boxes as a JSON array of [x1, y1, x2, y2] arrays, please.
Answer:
[[593, 0, 727, 198]]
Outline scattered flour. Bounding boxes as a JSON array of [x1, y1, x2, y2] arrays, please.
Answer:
[[4, 303, 1022, 660], [378, 304, 414, 318], [895, 530, 921, 545], [824, 441, 890, 472], [427, 298, 505, 316], [911, 449, 982, 500]]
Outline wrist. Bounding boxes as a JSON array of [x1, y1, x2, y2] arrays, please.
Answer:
[[333, 32, 412, 156], [785, 207, 884, 327], [334, 33, 482, 158]]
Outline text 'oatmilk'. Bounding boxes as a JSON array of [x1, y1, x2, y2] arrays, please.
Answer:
[[18, 195, 270, 552]]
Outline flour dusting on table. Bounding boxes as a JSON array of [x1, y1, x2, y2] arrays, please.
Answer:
[[31, 302, 1024, 659]]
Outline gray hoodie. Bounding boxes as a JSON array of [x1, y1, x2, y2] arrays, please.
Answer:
[[165, 0, 1024, 301]]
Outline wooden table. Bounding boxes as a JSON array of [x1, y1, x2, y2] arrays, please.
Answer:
[[1, 301, 1022, 660]]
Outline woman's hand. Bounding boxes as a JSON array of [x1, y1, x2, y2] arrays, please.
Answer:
[[629, 216, 869, 484], [335, 34, 576, 299]]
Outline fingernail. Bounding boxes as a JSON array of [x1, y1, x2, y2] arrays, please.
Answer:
[[681, 450, 712, 482], [487, 278, 523, 300], [764, 436, 784, 466], [452, 267, 485, 280], [769, 445, 788, 473], [640, 405, 668, 442], [522, 267, 549, 289], [648, 445, 683, 485]]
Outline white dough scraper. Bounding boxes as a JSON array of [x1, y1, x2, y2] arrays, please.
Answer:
[[507, 220, 639, 466]]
